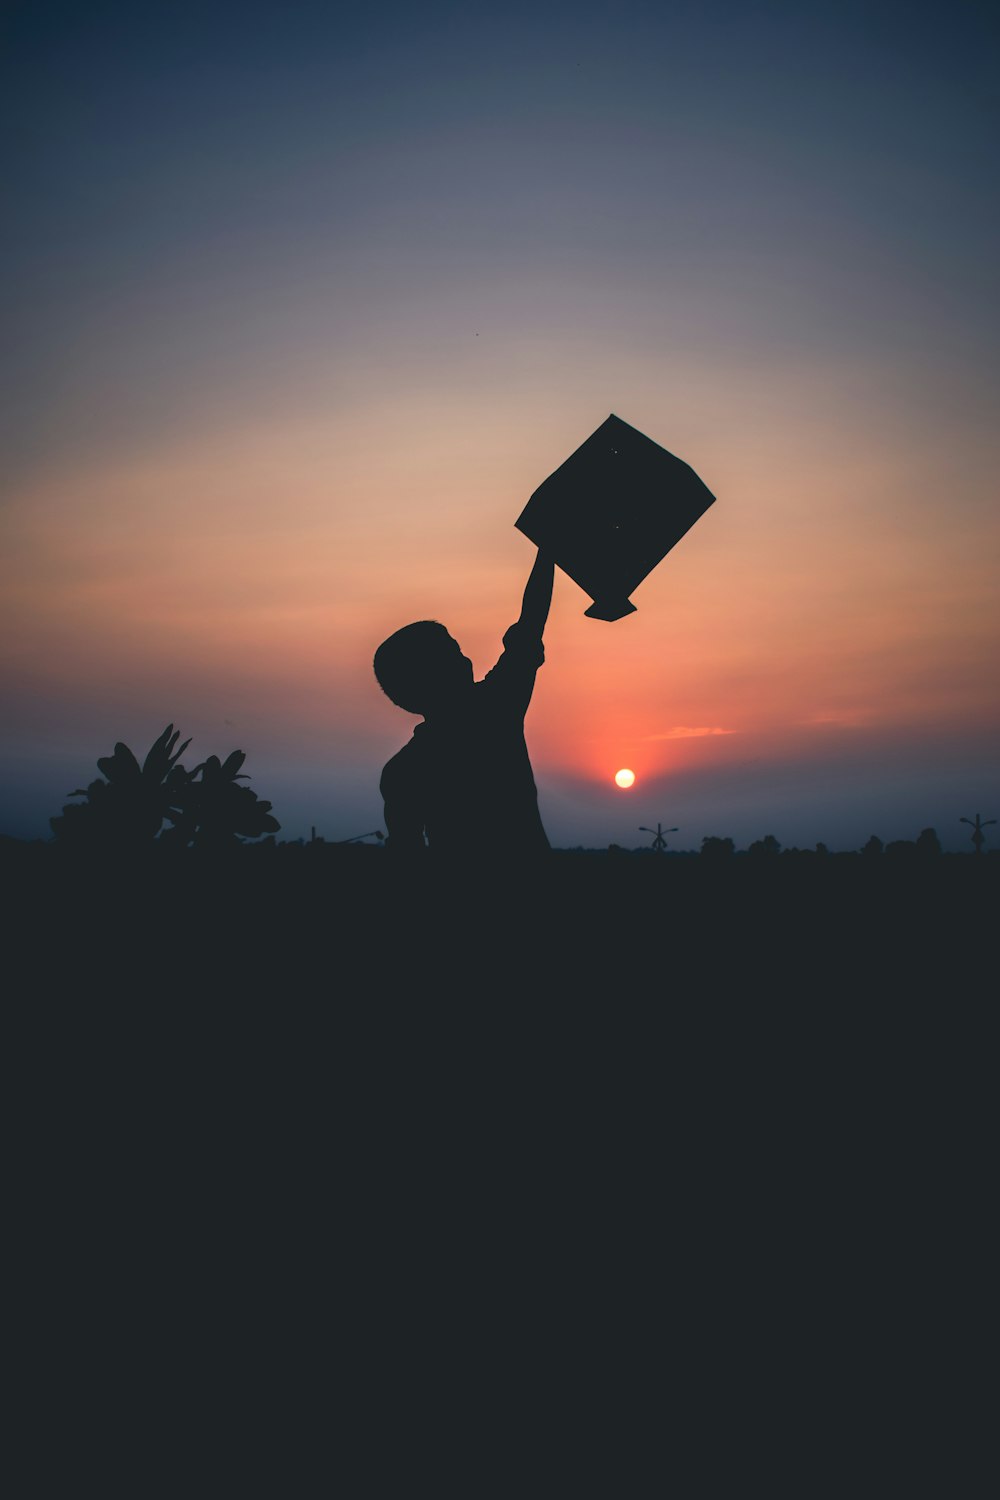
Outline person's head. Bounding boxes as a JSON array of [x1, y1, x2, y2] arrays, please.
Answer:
[[373, 621, 474, 716]]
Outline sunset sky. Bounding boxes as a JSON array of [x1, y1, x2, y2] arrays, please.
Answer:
[[2, 0, 998, 850]]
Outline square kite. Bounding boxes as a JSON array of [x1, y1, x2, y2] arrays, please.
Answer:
[[515, 414, 716, 619]]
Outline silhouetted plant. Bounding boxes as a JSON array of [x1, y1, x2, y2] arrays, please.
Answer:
[[50, 725, 194, 848], [52, 726, 280, 850], [885, 839, 917, 858], [163, 750, 280, 849], [861, 835, 884, 856], [915, 827, 942, 857], [700, 836, 735, 858], [748, 834, 781, 857]]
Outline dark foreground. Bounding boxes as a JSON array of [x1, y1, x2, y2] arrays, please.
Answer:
[[7, 841, 996, 1118], [6, 840, 997, 998], [4, 842, 995, 1463]]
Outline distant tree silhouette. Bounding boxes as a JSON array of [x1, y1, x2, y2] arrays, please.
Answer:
[[700, 836, 735, 858], [883, 829, 942, 860], [815, 842, 830, 856], [861, 835, 883, 856], [51, 726, 280, 850], [748, 834, 781, 857]]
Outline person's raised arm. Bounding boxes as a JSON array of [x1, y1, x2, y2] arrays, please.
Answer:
[[517, 548, 554, 640], [485, 548, 554, 703]]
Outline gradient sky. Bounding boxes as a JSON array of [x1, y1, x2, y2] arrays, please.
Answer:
[[2, 0, 998, 850]]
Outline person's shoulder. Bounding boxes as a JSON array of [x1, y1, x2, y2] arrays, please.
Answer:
[[476, 623, 545, 709], [501, 620, 544, 660], [501, 620, 543, 649]]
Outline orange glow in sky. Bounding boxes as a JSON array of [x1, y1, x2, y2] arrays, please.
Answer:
[[5, 365, 996, 849]]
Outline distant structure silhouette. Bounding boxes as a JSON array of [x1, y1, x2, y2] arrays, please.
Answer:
[[639, 823, 678, 852], [375, 549, 553, 854], [960, 813, 996, 854]]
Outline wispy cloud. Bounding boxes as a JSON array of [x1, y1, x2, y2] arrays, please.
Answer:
[[642, 727, 736, 741]]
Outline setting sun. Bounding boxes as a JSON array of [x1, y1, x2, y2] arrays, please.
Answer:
[[614, 769, 636, 789]]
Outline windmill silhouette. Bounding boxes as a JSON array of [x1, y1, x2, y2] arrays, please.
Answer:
[[639, 823, 678, 852], [959, 813, 996, 854]]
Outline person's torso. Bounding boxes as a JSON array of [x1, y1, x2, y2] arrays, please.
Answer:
[[398, 683, 548, 852]]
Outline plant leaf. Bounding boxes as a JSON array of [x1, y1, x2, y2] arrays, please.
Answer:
[[99, 743, 141, 782], [142, 725, 174, 775]]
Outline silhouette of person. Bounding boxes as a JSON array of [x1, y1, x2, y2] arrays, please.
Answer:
[[374, 549, 554, 854]]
